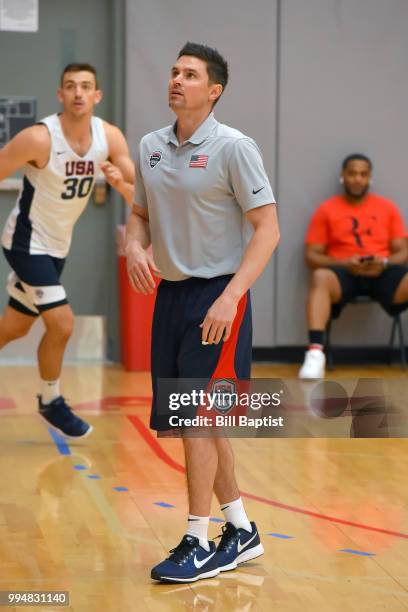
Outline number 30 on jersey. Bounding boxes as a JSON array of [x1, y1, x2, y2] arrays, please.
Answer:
[[61, 177, 94, 200]]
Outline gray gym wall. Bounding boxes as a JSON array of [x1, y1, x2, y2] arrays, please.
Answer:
[[1, 0, 407, 360], [126, 0, 408, 349]]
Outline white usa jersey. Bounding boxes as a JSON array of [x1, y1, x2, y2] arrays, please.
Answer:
[[1, 113, 108, 257]]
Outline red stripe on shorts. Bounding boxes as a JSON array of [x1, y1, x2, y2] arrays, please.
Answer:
[[210, 293, 248, 379]]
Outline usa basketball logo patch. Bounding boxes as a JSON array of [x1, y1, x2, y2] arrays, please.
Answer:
[[150, 151, 162, 168], [189, 154, 209, 168]]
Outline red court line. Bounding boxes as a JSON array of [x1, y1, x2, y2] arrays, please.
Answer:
[[127, 414, 408, 540], [0, 398, 16, 409], [128, 415, 185, 474]]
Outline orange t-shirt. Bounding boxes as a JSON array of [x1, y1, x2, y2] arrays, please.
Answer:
[[305, 193, 408, 259]]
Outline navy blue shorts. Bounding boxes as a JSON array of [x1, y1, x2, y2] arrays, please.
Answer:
[[330, 265, 408, 317], [3, 248, 68, 316], [150, 275, 252, 431]]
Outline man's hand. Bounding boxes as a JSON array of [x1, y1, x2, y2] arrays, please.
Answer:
[[345, 255, 385, 277], [357, 256, 385, 277], [100, 162, 126, 195], [200, 294, 238, 345], [344, 255, 367, 276], [126, 243, 158, 294]]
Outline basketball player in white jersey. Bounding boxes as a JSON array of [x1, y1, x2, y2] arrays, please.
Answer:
[[0, 63, 134, 437]]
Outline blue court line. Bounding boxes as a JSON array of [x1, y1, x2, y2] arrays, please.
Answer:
[[338, 549, 376, 557], [267, 532, 294, 539], [48, 428, 71, 455], [73, 464, 88, 470], [47, 428, 138, 540], [45, 428, 379, 556]]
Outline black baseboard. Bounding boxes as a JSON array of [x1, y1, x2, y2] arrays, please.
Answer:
[[252, 346, 407, 365]]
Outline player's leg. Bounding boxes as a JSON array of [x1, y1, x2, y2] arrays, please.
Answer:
[[35, 300, 91, 439], [0, 266, 40, 347], [207, 291, 263, 571], [213, 436, 261, 566], [150, 281, 219, 583], [3, 249, 91, 438], [299, 267, 352, 379], [177, 275, 243, 528], [37, 303, 74, 381], [307, 268, 343, 329], [181, 279, 260, 572], [149, 280, 180, 431], [151, 278, 222, 583], [371, 266, 408, 314], [391, 269, 408, 305], [0, 304, 36, 349], [213, 437, 239, 505]]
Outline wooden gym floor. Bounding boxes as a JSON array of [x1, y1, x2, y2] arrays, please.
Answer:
[[0, 363, 407, 611]]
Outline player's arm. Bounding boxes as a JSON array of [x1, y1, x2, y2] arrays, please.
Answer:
[[201, 203, 280, 344], [305, 243, 354, 269], [359, 238, 408, 277], [100, 123, 135, 205], [388, 237, 408, 265], [125, 203, 158, 294], [306, 244, 381, 275], [0, 124, 49, 181]]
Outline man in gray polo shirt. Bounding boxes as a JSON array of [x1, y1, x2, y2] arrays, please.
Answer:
[[120, 42, 279, 583]]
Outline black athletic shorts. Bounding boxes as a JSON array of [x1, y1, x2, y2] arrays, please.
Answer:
[[3, 248, 68, 316], [330, 265, 408, 318], [150, 275, 252, 432]]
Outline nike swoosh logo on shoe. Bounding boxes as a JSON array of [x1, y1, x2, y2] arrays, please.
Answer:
[[237, 531, 257, 553], [194, 551, 216, 569]]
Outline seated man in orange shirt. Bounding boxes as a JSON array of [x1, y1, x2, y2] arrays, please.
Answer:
[[299, 153, 408, 379]]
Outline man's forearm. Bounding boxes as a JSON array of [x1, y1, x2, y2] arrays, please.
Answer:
[[222, 223, 280, 301], [388, 250, 408, 266], [306, 252, 347, 269], [118, 181, 135, 206], [125, 207, 151, 251]]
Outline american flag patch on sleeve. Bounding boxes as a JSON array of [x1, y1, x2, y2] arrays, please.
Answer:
[[189, 154, 209, 168]]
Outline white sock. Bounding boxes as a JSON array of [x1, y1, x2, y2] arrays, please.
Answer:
[[186, 515, 210, 551], [41, 379, 61, 404], [221, 497, 252, 532]]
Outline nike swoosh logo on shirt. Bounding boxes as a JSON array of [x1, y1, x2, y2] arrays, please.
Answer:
[[252, 186, 265, 195], [194, 551, 216, 569], [56, 151, 66, 155], [237, 531, 257, 553]]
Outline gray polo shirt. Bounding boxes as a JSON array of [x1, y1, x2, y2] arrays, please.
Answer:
[[135, 112, 275, 281]]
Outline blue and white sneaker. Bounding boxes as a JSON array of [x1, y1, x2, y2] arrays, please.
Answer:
[[151, 535, 219, 583], [215, 521, 264, 571], [38, 395, 92, 438]]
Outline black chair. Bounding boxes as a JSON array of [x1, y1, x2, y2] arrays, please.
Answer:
[[326, 295, 407, 370]]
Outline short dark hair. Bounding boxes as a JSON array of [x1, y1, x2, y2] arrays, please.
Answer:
[[342, 153, 373, 171], [178, 42, 228, 106], [61, 63, 99, 88]]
